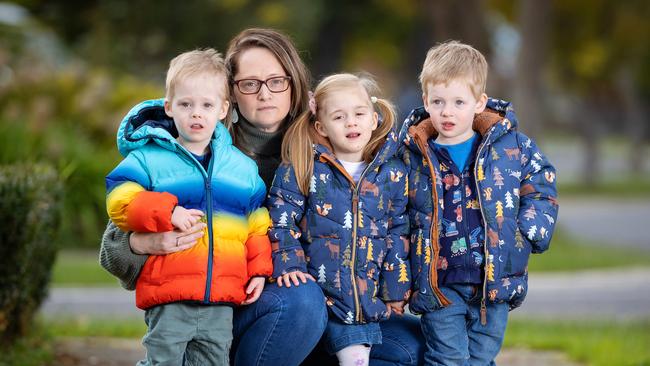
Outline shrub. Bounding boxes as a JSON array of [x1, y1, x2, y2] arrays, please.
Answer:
[[0, 164, 62, 347]]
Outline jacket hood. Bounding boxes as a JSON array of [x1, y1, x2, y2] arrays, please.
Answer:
[[398, 98, 519, 153], [116, 98, 231, 157]]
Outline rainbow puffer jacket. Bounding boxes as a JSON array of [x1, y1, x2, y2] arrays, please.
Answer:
[[106, 99, 272, 310], [399, 98, 558, 317], [267, 129, 411, 325]]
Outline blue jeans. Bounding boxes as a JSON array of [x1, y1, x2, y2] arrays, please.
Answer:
[[302, 314, 425, 366], [232, 280, 328, 366], [420, 284, 509, 366], [324, 318, 382, 354]]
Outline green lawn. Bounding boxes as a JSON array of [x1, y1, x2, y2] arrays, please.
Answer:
[[505, 319, 650, 366], [51, 250, 121, 287], [528, 230, 650, 272]]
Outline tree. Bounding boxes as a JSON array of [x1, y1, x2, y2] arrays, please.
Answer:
[[523, 206, 536, 221], [398, 262, 409, 283], [278, 211, 288, 227], [505, 191, 515, 209], [343, 210, 352, 229], [342, 245, 352, 268], [367, 239, 374, 261], [495, 200, 504, 229], [318, 264, 326, 283], [416, 231, 423, 256], [477, 158, 485, 181], [493, 167, 504, 189], [486, 256, 495, 282], [527, 225, 537, 241], [491, 147, 500, 161], [310, 175, 317, 193], [424, 243, 431, 264]]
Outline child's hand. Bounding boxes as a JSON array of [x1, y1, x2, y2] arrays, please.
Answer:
[[242, 277, 266, 305], [386, 301, 406, 317], [276, 270, 315, 287], [171, 206, 204, 231]]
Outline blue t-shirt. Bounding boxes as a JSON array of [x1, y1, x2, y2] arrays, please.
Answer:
[[433, 133, 478, 172]]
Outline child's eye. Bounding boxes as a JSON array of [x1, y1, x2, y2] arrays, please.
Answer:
[[204, 103, 213, 108], [356, 112, 366, 117], [180, 102, 190, 108], [455, 100, 465, 106], [432, 99, 443, 105]]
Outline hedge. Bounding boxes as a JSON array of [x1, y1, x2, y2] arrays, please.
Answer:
[[0, 164, 62, 347]]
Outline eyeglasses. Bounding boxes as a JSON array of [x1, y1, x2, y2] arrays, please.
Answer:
[[233, 76, 292, 95]]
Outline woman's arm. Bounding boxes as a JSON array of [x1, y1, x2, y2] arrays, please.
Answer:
[[98, 220, 205, 290]]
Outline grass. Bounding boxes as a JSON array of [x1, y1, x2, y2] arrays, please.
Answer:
[[558, 179, 650, 198], [505, 319, 650, 366], [0, 326, 54, 366], [51, 250, 121, 287], [528, 229, 650, 272]]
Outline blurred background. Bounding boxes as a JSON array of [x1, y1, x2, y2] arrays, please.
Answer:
[[1, 0, 649, 365]]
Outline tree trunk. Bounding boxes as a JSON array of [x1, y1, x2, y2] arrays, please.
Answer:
[[513, 0, 550, 142], [617, 68, 647, 174]]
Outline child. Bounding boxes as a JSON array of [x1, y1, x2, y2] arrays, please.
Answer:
[[105, 49, 272, 366], [399, 41, 559, 365], [267, 73, 411, 366]]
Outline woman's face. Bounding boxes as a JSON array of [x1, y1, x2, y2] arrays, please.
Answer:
[[233, 47, 292, 133]]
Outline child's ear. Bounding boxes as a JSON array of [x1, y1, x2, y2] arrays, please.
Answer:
[[164, 99, 173, 118], [474, 93, 488, 114], [371, 111, 378, 131], [218, 100, 230, 120], [314, 120, 328, 138], [422, 93, 430, 113]]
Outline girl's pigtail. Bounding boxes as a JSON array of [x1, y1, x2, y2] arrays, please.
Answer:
[[281, 110, 315, 195], [363, 97, 396, 162]]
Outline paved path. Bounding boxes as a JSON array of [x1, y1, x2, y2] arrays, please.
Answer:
[[41, 267, 650, 321], [558, 197, 650, 250]]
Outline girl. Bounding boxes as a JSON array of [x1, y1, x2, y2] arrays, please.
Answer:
[[267, 73, 411, 366]]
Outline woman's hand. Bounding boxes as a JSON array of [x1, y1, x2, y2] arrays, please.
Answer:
[[242, 277, 266, 305], [129, 221, 206, 255], [276, 270, 315, 287]]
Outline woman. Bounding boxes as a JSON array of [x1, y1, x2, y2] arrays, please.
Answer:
[[100, 28, 423, 366]]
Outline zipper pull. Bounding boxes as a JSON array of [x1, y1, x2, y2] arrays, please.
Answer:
[[480, 299, 487, 325], [352, 193, 359, 215]]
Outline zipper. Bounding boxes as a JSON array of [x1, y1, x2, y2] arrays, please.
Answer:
[[473, 130, 493, 325], [175, 145, 214, 303], [412, 135, 451, 307], [203, 155, 214, 303], [320, 151, 379, 323]]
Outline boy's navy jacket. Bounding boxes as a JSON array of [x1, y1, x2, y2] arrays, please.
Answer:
[[399, 98, 558, 315], [267, 130, 411, 325]]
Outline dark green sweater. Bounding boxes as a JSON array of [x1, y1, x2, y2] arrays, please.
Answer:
[[231, 116, 284, 190]]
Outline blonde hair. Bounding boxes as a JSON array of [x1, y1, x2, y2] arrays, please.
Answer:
[[282, 73, 396, 195], [224, 28, 310, 134], [165, 48, 228, 101], [419, 40, 488, 99]]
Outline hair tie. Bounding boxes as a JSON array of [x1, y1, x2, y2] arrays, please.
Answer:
[[370, 96, 378, 104], [308, 91, 317, 116]]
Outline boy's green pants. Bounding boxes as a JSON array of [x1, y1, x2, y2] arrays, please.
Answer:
[[136, 302, 233, 366]]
